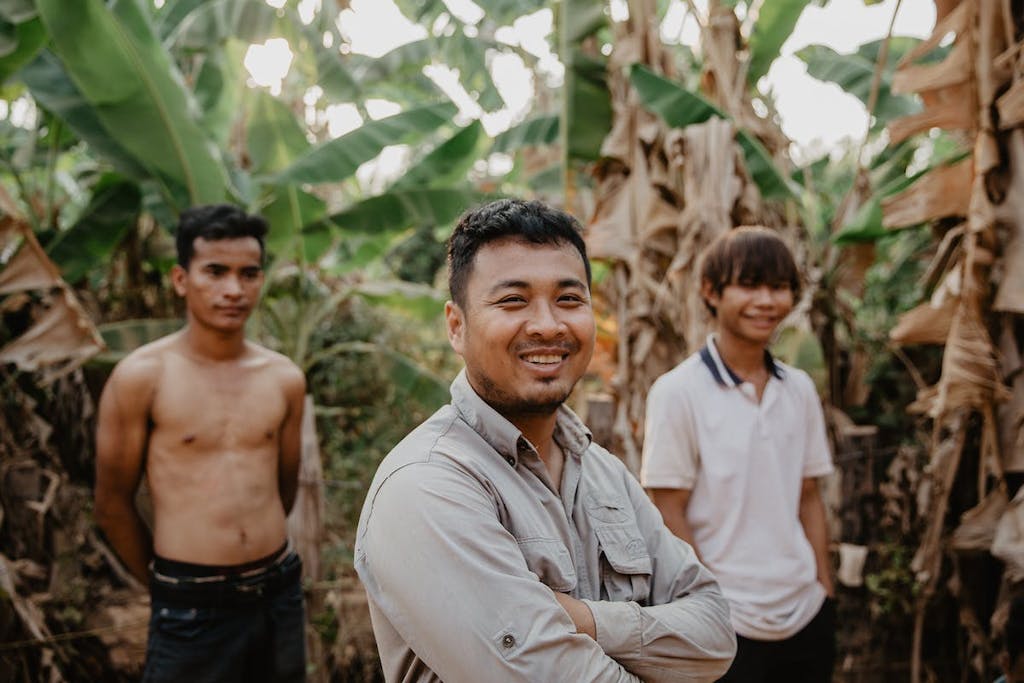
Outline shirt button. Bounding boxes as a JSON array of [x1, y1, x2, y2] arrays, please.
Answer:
[[502, 634, 516, 648]]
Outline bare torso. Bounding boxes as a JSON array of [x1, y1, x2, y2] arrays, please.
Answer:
[[137, 333, 300, 565]]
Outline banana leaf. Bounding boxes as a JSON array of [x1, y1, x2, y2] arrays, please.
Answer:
[[246, 90, 310, 175], [36, 0, 229, 205], [630, 64, 794, 198], [796, 38, 925, 126], [311, 187, 490, 236], [0, 15, 44, 83], [492, 114, 558, 154], [390, 120, 485, 191], [19, 51, 149, 179], [45, 175, 141, 283], [276, 102, 457, 185], [746, 0, 812, 85]]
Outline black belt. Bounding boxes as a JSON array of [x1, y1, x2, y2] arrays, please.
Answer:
[[149, 551, 302, 608]]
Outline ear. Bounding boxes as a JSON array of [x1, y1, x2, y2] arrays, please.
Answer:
[[170, 264, 188, 297], [445, 301, 466, 356], [700, 278, 718, 310]]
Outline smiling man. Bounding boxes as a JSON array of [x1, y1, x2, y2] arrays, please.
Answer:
[[94, 204, 306, 682], [355, 199, 736, 682], [641, 226, 836, 682]]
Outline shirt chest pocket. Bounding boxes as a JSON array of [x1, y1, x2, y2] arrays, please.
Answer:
[[517, 538, 577, 593], [588, 498, 653, 604]]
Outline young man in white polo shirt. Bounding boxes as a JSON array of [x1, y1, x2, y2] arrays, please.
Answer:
[[641, 226, 835, 682]]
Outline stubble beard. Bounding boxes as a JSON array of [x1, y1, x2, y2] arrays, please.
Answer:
[[473, 371, 575, 419]]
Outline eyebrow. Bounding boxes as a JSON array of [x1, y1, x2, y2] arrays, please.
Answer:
[[487, 277, 587, 294]]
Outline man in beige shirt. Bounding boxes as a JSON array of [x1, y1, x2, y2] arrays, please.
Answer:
[[355, 199, 735, 682]]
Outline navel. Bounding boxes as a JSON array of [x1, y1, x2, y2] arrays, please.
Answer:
[[265, 430, 274, 441], [182, 434, 196, 445]]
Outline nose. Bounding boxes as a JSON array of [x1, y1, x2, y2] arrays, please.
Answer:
[[524, 301, 566, 337], [752, 285, 774, 304], [222, 275, 243, 298]]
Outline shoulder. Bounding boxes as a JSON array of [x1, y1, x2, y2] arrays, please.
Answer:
[[104, 335, 178, 398], [649, 354, 705, 400], [249, 343, 306, 392], [777, 362, 819, 397]]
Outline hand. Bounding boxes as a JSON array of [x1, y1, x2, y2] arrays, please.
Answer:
[[552, 591, 597, 640]]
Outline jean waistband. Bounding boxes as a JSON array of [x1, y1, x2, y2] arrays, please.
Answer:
[[152, 541, 291, 583], [150, 551, 302, 608]]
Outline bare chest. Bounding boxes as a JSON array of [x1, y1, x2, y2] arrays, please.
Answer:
[[150, 362, 288, 453]]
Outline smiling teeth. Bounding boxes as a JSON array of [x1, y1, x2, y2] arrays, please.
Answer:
[[524, 355, 562, 364]]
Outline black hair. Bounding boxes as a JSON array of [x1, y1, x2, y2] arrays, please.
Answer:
[[446, 199, 591, 308], [699, 226, 801, 317], [176, 204, 269, 269]]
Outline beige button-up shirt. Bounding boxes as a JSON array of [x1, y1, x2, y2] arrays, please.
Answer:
[[355, 370, 735, 682]]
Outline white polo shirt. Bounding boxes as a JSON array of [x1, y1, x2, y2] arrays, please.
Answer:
[[641, 335, 833, 641]]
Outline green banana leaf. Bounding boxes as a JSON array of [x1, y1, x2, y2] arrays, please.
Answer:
[[36, 0, 229, 205], [276, 101, 457, 185], [630, 64, 794, 198], [246, 90, 310, 175], [19, 51, 149, 179], [194, 39, 245, 146], [262, 187, 327, 264], [312, 187, 490, 235], [796, 38, 924, 126], [492, 114, 558, 154], [159, 0, 280, 49], [565, 50, 612, 162], [746, 0, 813, 85], [390, 120, 486, 191], [45, 175, 141, 283], [0, 15, 44, 83]]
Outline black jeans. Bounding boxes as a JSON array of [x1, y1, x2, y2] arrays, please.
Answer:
[[142, 550, 305, 683], [717, 597, 836, 683]]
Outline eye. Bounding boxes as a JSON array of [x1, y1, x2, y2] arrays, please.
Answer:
[[558, 293, 586, 305], [241, 268, 262, 280], [497, 295, 526, 305]]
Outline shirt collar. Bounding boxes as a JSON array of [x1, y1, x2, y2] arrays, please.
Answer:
[[699, 333, 784, 389], [449, 369, 593, 467]]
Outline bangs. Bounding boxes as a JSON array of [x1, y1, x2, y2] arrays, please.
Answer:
[[725, 237, 799, 289], [701, 226, 801, 295]]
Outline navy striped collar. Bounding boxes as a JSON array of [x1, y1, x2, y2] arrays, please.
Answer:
[[699, 335, 784, 388]]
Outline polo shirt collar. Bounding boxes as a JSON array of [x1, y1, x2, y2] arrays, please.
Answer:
[[449, 369, 592, 468], [699, 333, 784, 389]]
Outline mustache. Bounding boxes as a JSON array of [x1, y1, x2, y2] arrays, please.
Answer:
[[512, 341, 579, 355]]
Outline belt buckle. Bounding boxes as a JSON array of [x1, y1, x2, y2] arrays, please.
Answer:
[[236, 582, 265, 596]]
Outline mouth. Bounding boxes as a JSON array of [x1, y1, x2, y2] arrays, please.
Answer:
[[217, 306, 248, 316], [522, 353, 566, 365]]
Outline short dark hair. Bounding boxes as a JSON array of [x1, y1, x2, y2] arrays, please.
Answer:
[[176, 204, 268, 269], [447, 199, 591, 308], [699, 226, 801, 316]]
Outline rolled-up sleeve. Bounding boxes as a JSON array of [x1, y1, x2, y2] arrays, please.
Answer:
[[581, 472, 736, 682], [356, 462, 642, 683]]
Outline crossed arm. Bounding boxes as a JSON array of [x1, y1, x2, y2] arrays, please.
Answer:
[[357, 463, 734, 682]]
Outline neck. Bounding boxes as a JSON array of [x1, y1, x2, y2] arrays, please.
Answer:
[[713, 330, 766, 377], [182, 319, 248, 361], [508, 411, 559, 463]]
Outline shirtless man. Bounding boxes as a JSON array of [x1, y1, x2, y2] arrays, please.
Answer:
[[94, 204, 307, 683]]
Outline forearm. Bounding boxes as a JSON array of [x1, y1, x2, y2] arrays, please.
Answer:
[[96, 501, 152, 582], [583, 588, 735, 683], [661, 509, 702, 562], [800, 492, 834, 597]]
